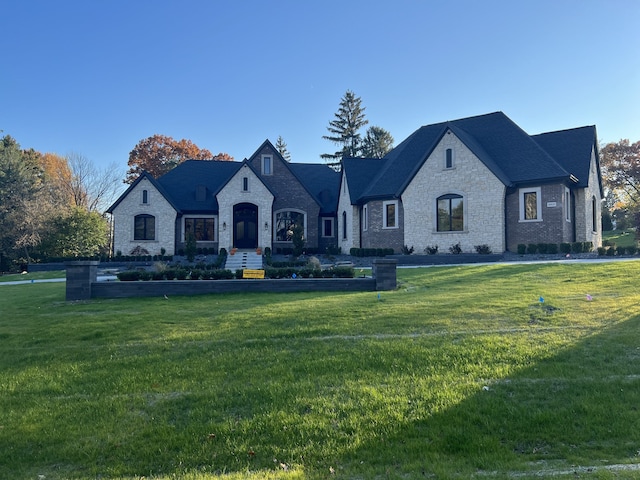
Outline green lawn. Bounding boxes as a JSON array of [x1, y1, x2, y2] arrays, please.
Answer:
[[1, 262, 639, 479], [603, 229, 638, 248]]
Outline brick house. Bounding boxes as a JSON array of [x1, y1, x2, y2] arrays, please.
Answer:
[[107, 112, 603, 256]]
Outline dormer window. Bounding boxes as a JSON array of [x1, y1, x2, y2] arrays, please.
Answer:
[[262, 155, 272, 175], [445, 148, 454, 169]]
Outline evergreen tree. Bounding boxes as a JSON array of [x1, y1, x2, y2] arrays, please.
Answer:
[[275, 135, 291, 162], [361, 126, 394, 158], [321, 90, 368, 165]]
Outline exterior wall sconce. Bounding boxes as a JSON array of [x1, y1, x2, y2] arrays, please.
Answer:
[[222, 222, 226, 231], [264, 222, 269, 231]]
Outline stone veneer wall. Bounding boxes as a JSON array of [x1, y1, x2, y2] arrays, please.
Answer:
[[111, 176, 177, 256], [573, 147, 602, 247], [402, 131, 506, 254], [337, 174, 360, 253], [216, 163, 274, 251], [66, 260, 397, 300]]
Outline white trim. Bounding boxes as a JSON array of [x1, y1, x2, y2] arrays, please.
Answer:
[[519, 187, 542, 222], [321, 217, 334, 238], [261, 155, 273, 175], [383, 200, 398, 229], [363, 204, 368, 231], [274, 208, 306, 242]]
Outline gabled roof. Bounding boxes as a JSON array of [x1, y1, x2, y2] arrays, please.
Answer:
[[342, 157, 388, 202], [245, 139, 341, 214], [157, 160, 241, 213], [106, 171, 180, 213], [532, 126, 602, 193], [348, 112, 589, 204], [289, 163, 341, 214]]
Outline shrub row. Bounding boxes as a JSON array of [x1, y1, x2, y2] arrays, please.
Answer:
[[349, 248, 395, 257], [175, 247, 218, 256], [517, 242, 593, 255], [597, 245, 638, 256], [117, 266, 355, 281]]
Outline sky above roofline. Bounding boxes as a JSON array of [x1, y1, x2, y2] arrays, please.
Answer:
[[2, 0, 638, 187]]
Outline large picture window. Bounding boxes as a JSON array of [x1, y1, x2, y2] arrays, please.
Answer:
[[185, 218, 215, 241], [437, 194, 464, 232], [134, 214, 155, 240], [275, 211, 304, 242]]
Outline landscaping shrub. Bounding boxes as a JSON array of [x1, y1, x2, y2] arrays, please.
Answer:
[[571, 242, 584, 253], [117, 270, 142, 281], [425, 245, 439, 255], [527, 244, 538, 254], [547, 243, 559, 254], [449, 243, 462, 254], [606, 246, 616, 256], [517, 244, 527, 254], [537, 243, 548, 254], [616, 246, 627, 256], [597, 247, 607, 256], [474, 244, 492, 254], [560, 243, 571, 254], [402, 245, 414, 255], [627, 245, 637, 255], [583, 241, 593, 253]]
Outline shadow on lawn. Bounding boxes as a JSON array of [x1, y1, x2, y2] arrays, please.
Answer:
[[328, 314, 640, 478]]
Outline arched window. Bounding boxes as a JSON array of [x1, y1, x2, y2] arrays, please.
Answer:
[[592, 196, 598, 232], [275, 210, 305, 242], [142, 189, 148, 204], [134, 214, 155, 240], [342, 211, 347, 240], [437, 194, 464, 231]]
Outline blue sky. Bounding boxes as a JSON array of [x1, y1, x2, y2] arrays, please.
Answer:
[[2, 0, 638, 181]]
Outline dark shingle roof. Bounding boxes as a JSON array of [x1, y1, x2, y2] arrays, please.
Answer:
[[288, 163, 341, 214], [350, 111, 579, 203], [532, 126, 599, 190], [157, 160, 241, 213]]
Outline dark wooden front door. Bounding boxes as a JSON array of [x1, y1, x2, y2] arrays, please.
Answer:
[[233, 203, 258, 249]]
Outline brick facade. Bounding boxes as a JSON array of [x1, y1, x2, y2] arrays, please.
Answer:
[[111, 176, 177, 256], [402, 132, 506, 254]]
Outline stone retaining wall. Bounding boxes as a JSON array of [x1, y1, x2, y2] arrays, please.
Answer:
[[66, 260, 397, 301]]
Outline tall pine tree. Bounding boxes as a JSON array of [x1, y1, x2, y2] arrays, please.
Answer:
[[321, 90, 368, 166], [361, 126, 394, 158], [275, 135, 291, 162]]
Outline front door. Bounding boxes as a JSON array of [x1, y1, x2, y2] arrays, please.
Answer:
[[233, 203, 258, 249]]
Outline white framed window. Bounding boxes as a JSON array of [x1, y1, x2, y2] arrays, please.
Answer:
[[565, 187, 571, 222], [261, 155, 272, 175], [445, 148, 454, 169], [322, 218, 334, 238], [363, 205, 368, 231], [383, 200, 398, 229], [519, 187, 542, 222]]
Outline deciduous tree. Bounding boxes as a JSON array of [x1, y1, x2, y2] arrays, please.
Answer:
[[600, 139, 640, 208], [126, 134, 232, 183]]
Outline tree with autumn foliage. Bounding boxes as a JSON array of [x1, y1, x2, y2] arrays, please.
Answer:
[[125, 134, 232, 183], [599, 139, 640, 232]]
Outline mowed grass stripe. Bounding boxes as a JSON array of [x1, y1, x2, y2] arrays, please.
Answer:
[[0, 261, 639, 479]]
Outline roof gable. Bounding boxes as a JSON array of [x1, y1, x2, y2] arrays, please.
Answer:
[[531, 126, 601, 192], [106, 171, 179, 213]]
